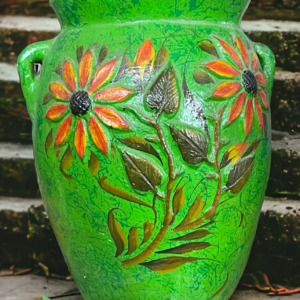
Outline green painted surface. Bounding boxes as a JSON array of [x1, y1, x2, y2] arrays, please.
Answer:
[[17, 1, 275, 299]]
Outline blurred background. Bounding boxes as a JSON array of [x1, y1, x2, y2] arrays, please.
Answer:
[[0, 0, 299, 299]]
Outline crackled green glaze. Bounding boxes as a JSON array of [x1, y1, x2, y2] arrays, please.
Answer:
[[18, 1, 275, 299]]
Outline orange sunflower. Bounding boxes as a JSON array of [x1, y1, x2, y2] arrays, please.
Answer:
[[204, 36, 269, 136], [45, 46, 133, 159]]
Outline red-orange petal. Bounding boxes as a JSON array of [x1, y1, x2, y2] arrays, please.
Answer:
[[244, 98, 253, 136], [212, 81, 242, 98], [217, 38, 243, 70], [252, 53, 259, 71], [89, 116, 108, 155], [228, 92, 246, 124], [79, 49, 93, 89], [63, 61, 76, 93], [236, 36, 249, 68], [54, 115, 72, 147], [94, 87, 133, 102], [93, 106, 129, 130], [45, 104, 68, 120], [50, 83, 71, 100], [255, 97, 263, 130], [256, 72, 267, 86], [205, 61, 240, 77], [88, 59, 117, 94], [74, 119, 86, 159], [258, 89, 269, 109], [135, 39, 155, 70]]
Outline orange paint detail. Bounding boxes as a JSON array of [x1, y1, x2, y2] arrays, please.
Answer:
[[205, 61, 240, 77], [74, 119, 87, 159], [54, 115, 72, 147], [217, 38, 243, 70], [236, 36, 249, 68], [88, 59, 117, 94], [79, 49, 93, 89], [93, 106, 129, 130], [63, 61, 76, 93], [228, 92, 246, 124], [94, 87, 133, 102], [256, 72, 267, 86], [50, 83, 71, 100], [244, 98, 253, 136], [255, 97, 263, 130], [252, 53, 259, 71], [228, 142, 249, 163], [134, 39, 155, 79], [258, 89, 269, 109], [212, 81, 242, 98], [89, 116, 108, 155], [45, 104, 68, 120]]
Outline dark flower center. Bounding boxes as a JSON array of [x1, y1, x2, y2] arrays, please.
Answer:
[[242, 70, 258, 95], [70, 91, 91, 116]]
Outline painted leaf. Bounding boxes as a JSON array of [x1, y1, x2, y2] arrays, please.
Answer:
[[156, 242, 211, 254], [94, 87, 133, 102], [54, 64, 63, 78], [228, 92, 246, 124], [226, 157, 255, 194], [244, 98, 253, 136], [220, 142, 248, 169], [198, 41, 219, 58], [114, 54, 134, 82], [50, 83, 71, 100], [170, 127, 208, 164], [45, 104, 68, 121], [242, 139, 262, 158], [88, 151, 100, 176], [43, 92, 53, 105], [89, 116, 108, 155], [140, 256, 201, 274], [205, 61, 240, 77], [193, 71, 214, 85], [79, 49, 93, 89], [255, 97, 264, 130], [122, 152, 162, 192], [152, 45, 169, 75], [172, 184, 186, 223], [74, 119, 86, 159], [182, 75, 209, 138], [98, 177, 152, 208], [98, 43, 109, 65], [236, 36, 249, 68], [60, 145, 73, 180], [108, 208, 127, 257], [258, 89, 269, 109], [146, 66, 179, 117], [45, 129, 53, 155], [199, 220, 216, 229], [54, 115, 72, 147], [252, 52, 259, 71], [212, 82, 242, 98], [141, 220, 154, 246], [170, 229, 211, 241], [76, 45, 83, 63], [239, 211, 244, 227], [63, 61, 76, 93], [118, 136, 162, 164], [126, 226, 139, 255], [143, 61, 153, 87], [131, 65, 143, 98]]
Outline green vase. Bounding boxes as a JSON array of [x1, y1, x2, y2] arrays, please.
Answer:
[[18, 0, 275, 299]]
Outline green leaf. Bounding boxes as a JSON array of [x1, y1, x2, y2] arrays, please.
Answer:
[[126, 226, 139, 255], [98, 43, 109, 65], [98, 177, 152, 208], [170, 126, 208, 164], [108, 208, 127, 257], [170, 229, 211, 241], [122, 152, 162, 192], [88, 151, 100, 176], [198, 40, 219, 58], [60, 145, 73, 180], [146, 66, 179, 118], [45, 129, 53, 155], [140, 256, 201, 274], [118, 136, 162, 164], [242, 139, 262, 158], [193, 70, 214, 85], [226, 157, 255, 194], [114, 54, 134, 82], [76, 45, 84, 63], [43, 92, 53, 105], [141, 220, 154, 245], [156, 242, 211, 254]]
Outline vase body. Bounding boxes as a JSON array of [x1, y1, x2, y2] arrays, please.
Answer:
[[18, 1, 275, 299]]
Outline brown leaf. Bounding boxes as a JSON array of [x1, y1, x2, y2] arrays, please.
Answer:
[[198, 40, 219, 58], [170, 229, 211, 241], [98, 177, 152, 208], [88, 151, 100, 176], [239, 211, 244, 228], [152, 45, 169, 75], [60, 145, 73, 180], [45, 129, 53, 155], [193, 70, 214, 85], [108, 208, 127, 257], [140, 256, 201, 274], [54, 64, 63, 77], [242, 138, 262, 158], [199, 220, 216, 229], [43, 92, 53, 105], [126, 226, 139, 255], [172, 184, 186, 223], [221, 142, 248, 169], [141, 220, 154, 245], [156, 242, 211, 254], [114, 54, 134, 82], [76, 45, 83, 63], [98, 43, 109, 65]]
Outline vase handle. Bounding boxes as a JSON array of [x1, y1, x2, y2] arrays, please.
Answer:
[[254, 43, 276, 99], [17, 40, 53, 121]]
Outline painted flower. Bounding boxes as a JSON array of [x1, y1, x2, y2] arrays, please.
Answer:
[[45, 47, 133, 159], [204, 37, 269, 136]]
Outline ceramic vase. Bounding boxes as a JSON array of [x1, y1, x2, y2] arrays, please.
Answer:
[[18, 0, 275, 299]]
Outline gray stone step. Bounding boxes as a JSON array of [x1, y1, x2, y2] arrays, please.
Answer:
[[0, 16, 300, 71]]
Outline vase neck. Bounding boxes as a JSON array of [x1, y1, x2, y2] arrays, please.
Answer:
[[50, 0, 250, 28]]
